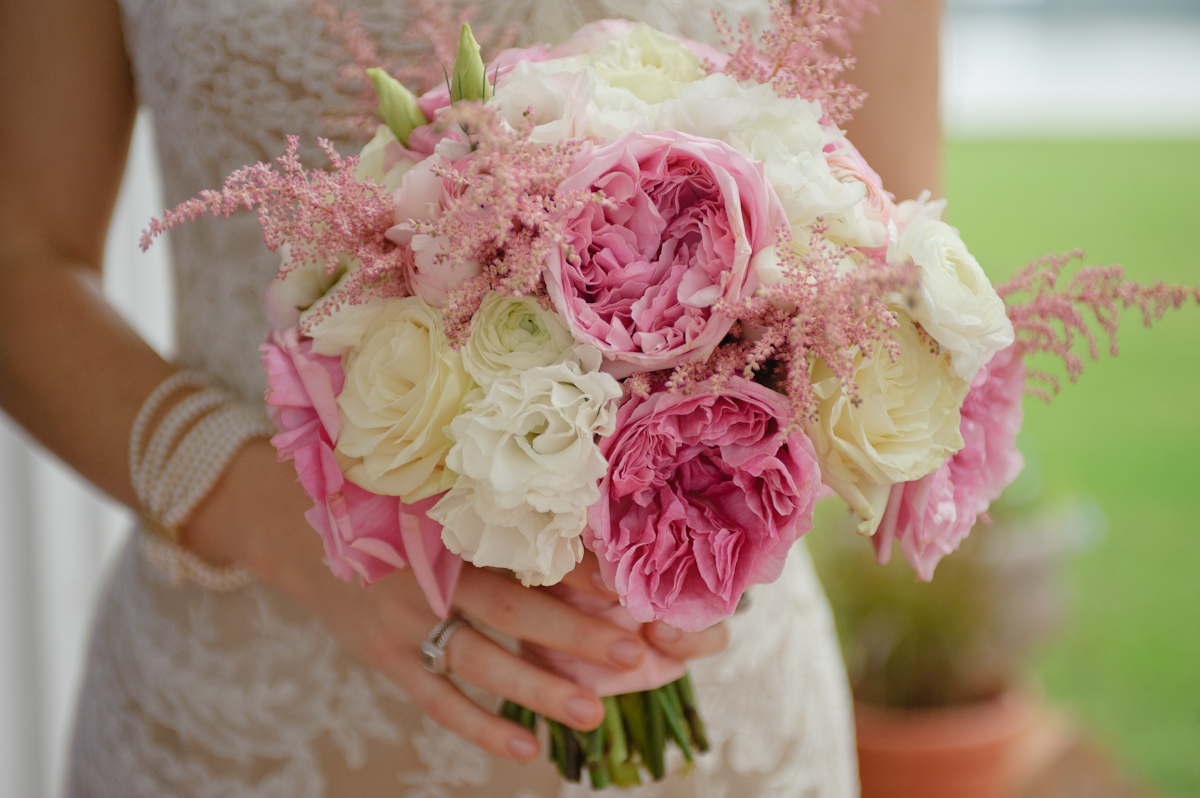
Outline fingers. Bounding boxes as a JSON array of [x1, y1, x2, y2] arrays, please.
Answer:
[[558, 551, 619, 600], [444, 625, 606, 732], [643, 620, 730, 662], [384, 647, 542, 763], [455, 567, 647, 671]]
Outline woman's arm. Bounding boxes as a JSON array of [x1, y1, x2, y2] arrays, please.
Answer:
[[843, 0, 944, 201], [0, 0, 725, 765]]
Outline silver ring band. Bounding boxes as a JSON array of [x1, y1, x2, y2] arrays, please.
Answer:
[[419, 616, 469, 676]]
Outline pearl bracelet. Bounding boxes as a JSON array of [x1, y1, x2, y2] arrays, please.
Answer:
[[129, 371, 275, 591]]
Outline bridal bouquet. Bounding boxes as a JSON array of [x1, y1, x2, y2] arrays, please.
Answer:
[[143, 0, 1197, 787]]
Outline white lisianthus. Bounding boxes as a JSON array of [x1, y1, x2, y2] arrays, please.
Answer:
[[657, 74, 883, 247], [462, 293, 580, 388], [335, 297, 475, 502], [355, 125, 415, 191], [263, 244, 349, 332], [891, 194, 1015, 383], [429, 360, 622, 586], [807, 311, 968, 536], [492, 62, 593, 143], [299, 269, 389, 357]]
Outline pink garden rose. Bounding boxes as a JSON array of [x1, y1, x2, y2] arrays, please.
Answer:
[[261, 328, 461, 616], [824, 138, 896, 231], [586, 377, 822, 631], [550, 132, 786, 378], [875, 345, 1027, 580]]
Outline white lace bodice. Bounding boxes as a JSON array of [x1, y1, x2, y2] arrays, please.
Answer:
[[67, 2, 858, 796]]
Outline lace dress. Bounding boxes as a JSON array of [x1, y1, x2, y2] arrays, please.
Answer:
[[65, 1, 859, 795]]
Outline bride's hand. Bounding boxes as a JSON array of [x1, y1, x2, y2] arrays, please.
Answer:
[[185, 440, 728, 764]]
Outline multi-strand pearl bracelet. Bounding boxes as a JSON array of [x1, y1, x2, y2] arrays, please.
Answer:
[[129, 370, 275, 591]]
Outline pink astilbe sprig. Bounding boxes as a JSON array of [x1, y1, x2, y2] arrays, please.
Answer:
[[725, 223, 918, 425], [411, 103, 610, 347], [142, 136, 408, 308], [997, 250, 1200, 399], [714, 0, 880, 126], [309, 0, 515, 137]]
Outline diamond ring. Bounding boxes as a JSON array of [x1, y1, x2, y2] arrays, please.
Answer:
[[419, 616, 469, 676]]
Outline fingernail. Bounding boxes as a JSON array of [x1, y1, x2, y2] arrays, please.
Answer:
[[566, 696, 602, 726], [608, 639, 644, 668], [507, 735, 538, 760], [649, 622, 681, 643]]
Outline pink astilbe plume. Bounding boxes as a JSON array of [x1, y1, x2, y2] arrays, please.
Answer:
[[142, 136, 408, 309], [412, 103, 610, 347], [309, 0, 514, 137], [997, 250, 1200, 399], [724, 223, 918, 425], [714, 0, 881, 126]]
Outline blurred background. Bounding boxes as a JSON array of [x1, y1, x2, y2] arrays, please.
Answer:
[[0, 0, 1197, 796]]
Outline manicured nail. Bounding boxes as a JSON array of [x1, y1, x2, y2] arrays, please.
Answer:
[[507, 735, 538, 760], [608, 639, 644, 668], [566, 696, 602, 726], [649, 622, 681, 643]]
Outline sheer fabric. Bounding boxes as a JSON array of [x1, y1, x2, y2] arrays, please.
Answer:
[[66, 2, 859, 795]]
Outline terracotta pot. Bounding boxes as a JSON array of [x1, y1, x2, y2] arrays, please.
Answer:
[[855, 691, 1035, 798]]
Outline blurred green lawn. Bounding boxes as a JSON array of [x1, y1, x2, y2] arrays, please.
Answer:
[[944, 140, 1200, 796]]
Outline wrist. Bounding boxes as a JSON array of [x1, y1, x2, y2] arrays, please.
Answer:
[[180, 439, 323, 588]]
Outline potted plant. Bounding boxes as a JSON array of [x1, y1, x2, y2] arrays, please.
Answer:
[[808, 468, 1097, 798]]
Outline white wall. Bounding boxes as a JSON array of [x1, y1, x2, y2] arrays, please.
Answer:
[[0, 111, 173, 798]]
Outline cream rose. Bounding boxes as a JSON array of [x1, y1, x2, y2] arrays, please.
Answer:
[[428, 360, 622, 586], [335, 297, 475, 502], [808, 311, 968, 536], [891, 195, 1015, 383], [461, 292, 580, 388]]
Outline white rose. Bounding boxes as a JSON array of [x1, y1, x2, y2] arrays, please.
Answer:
[[335, 297, 475, 502], [263, 244, 348, 331], [808, 311, 968, 536], [462, 293, 581, 388], [429, 360, 622, 586], [891, 194, 1015, 383], [585, 23, 705, 105], [355, 124, 415, 192]]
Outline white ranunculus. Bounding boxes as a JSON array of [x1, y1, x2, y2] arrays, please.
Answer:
[[807, 311, 968, 536], [891, 195, 1015, 383], [263, 244, 348, 332], [585, 23, 705, 105], [355, 124, 415, 191], [335, 297, 475, 502], [429, 360, 622, 586], [462, 293, 580, 388]]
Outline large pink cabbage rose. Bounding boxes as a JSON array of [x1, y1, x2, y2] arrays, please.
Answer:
[[550, 132, 786, 378], [261, 329, 462, 616], [875, 345, 1027, 580], [586, 377, 822, 631]]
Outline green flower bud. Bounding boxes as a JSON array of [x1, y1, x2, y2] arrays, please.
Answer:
[[450, 24, 491, 103], [366, 67, 428, 147]]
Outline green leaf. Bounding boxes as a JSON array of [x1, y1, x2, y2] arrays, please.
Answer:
[[365, 67, 427, 147], [450, 23, 490, 103]]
